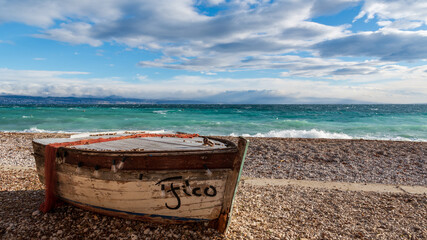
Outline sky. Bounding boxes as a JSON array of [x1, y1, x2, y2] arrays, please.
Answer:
[[0, 0, 427, 104]]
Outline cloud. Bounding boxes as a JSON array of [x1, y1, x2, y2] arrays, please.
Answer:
[[278, 56, 381, 78], [0, 0, 123, 28], [310, 0, 360, 17], [201, 72, 217, 75], [355, 0, 427, 29], [135, 74, 147, 81], [314, 29, 427, 61], [0, 68, 88, 80], [377, 20, 423, 30], [139, 53, 390, 78], [1, 67, 426, 104], [0, 1, 351, 64], [34, 22, 103, 47], [0, 39, 14, 44], [0, 0, 427, 104], [1, 0, 426, 67], [204, 0, 226, 6], [33, 58, 46, 61]]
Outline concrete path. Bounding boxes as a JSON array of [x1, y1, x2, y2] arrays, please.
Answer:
[[0, 165, 36, 170], [2, 166, 426, 195], [241, 177, 427, 195]]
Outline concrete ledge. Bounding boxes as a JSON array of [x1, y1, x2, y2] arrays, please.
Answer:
[[0, 165, 36, 170], [241, 178, 427, 195]]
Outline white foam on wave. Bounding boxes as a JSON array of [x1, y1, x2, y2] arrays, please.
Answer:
[[23, 127, 51, 133], [355, 134, 427, 142], [231, 129, 353, 139], [229, 129, 427, 142], [22, 127, 67, 133], [153, 110, 168, 115]]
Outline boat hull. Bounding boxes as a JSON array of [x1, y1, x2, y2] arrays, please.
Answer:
[[32, 136, 249, 232]]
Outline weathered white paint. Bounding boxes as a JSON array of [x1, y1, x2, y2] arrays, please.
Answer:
[[39, 163, 229, 220]]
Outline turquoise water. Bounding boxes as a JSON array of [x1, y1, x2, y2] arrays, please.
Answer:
[[0, 104, 426, 141]]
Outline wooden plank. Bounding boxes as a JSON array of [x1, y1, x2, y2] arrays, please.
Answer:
[[60, 150, 236, 170], [33, 140, 238, 170], [215, 137, 249, 233], [33, 135, 128, 145], [52, 166, 227, 219], [62, 199, 219, 223], [71, 137, 227, 151], [34, 136, 230, 151], [34, 140, 237, 157], [56, 163, 231, 181], [58, 189, 222, 219], [55, 172, 227, 198]]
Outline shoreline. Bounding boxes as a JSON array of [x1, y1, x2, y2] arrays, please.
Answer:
[[1, 130, 426, 143], [1, 132, 426, 239], [1, 132, 426, 186]]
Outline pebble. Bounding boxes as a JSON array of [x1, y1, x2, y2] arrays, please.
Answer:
[[233, 137, 426, 186], [0, 133, 426, 239]]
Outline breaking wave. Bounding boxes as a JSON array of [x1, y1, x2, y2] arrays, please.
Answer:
[[232, 129, 353, 139], [153, 110, 168, 115], [21, 127, 66, 133], [230, 129, 426, 141]]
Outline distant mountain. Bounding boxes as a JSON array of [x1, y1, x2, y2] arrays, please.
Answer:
[[0, 92, 373, 105], [0, 95, 205, 105], [198, 90, 373, 104]]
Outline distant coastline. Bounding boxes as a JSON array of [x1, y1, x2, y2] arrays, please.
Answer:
[[0, 95, 205, 105], [0, 94, 383, 105]]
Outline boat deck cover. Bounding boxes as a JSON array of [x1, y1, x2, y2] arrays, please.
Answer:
[[34, 135, 229, 152]]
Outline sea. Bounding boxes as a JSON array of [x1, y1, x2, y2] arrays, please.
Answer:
[[0, 104, 426, 141]]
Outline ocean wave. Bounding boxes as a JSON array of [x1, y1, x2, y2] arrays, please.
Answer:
[[153, 110, 168, 115], [229, 129, 427, 141], [279, 119, 312, 128], [3, 127, 426, 142], [22, 115, 33, 119], [22, 127, 67, 133], [353, 134, 427, 142], [231, 129, 353, 139]]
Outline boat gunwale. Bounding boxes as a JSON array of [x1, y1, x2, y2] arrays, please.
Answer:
[[33, 136, 238, 155]]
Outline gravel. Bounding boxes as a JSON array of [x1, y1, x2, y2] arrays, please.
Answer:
[[1, 133, 426, 239], [1, 169, 426, 240], [0, 133, 70, 168], [229, 183, 426, 240], [219, 137, 426, 186]]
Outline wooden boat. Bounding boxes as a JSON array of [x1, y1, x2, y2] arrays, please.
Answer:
[[32, 132, 249, 233]]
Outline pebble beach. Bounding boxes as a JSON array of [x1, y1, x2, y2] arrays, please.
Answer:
[[1, 132, 426, 239]]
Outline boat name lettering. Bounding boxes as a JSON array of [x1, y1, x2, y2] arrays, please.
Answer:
[[156, 176, 217, 210]]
